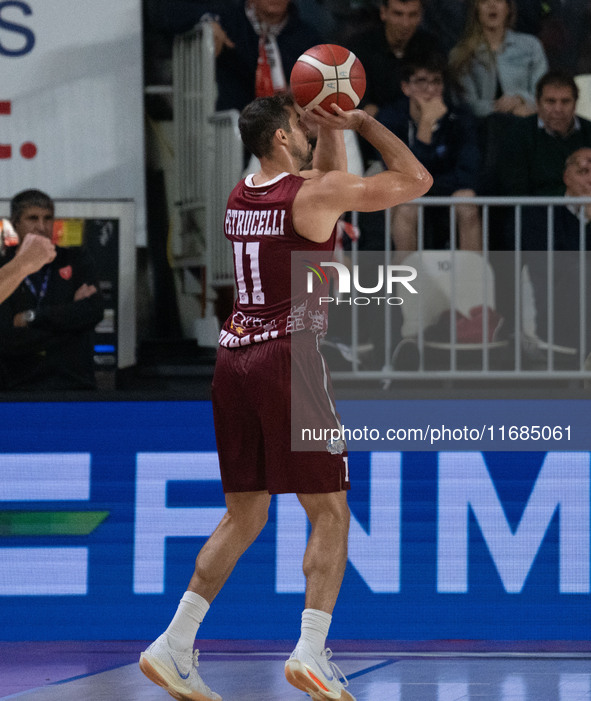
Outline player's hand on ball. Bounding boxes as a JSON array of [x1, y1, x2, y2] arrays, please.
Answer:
[[305, 104, 367, 132]]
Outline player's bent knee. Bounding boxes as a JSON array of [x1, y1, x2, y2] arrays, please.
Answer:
[[231, 510, 268, 540], [223, 495, 270, 542], [300, 493, 350, 535]]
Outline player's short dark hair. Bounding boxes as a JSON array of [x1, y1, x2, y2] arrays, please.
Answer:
[[10, 189, 54, 223], [401, 51, 448, 84], [535, 70, 579, 102], [239, 94, 295, 159]]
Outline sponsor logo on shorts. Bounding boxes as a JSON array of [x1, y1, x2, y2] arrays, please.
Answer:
[[327, 438, 346, 455]]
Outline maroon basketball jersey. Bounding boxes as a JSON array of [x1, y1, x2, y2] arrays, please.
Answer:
[[219, 172, 337, 348]]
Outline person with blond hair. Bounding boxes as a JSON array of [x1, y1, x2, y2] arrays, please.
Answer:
[[449, 0, 547, 118]]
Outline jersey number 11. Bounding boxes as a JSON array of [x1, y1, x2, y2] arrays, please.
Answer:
[[233, 241, 265, 305]]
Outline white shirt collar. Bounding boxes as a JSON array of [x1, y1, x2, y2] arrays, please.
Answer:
[[538, 115, 581, 138], [566, 203, 590, 224], [245, 172, 290, 188]]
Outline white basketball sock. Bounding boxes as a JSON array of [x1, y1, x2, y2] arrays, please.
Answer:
[[164, 590, 210, 652], [297, 608, 332, 656]]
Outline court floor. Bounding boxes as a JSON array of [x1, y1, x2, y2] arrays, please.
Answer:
[[1, 641, 591, 701]]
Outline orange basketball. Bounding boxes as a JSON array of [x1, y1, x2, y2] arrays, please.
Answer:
[[290, 44, 366, 113]]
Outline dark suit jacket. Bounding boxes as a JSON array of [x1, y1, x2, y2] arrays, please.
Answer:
[[147, 0, 320, 112], [497, 115, 591, 196]]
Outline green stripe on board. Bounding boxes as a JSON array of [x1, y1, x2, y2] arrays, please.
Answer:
[[0, 511, 109, 536]]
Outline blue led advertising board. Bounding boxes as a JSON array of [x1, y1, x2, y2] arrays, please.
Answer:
[[0, 401, 590, 641]]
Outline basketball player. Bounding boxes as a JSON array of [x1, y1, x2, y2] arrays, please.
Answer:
[[140, 94, 432, 701]]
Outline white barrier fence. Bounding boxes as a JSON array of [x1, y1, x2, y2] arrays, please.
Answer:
[[332, 197, 591, 382], [172, 22, 241, 284]]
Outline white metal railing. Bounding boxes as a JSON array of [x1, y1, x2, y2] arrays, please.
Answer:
[[172, 22, 242, 281], [206, 111, 243, 286], [331, 197, 591, 382]]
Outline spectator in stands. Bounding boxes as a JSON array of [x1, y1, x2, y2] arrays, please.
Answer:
[[148, 0, 320, 112], [449, 0, 548, 118], [522, 148, 591, 354], [377, 52, 482, 252], [0, 190, 105, 390], [349, 0, 441, 118], [497, 71, 591, 196]]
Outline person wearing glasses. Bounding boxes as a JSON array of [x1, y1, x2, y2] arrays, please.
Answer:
[[376, 52, 482, 252]]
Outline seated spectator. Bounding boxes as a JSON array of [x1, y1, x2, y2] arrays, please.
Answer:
[[497, 70, 591, 195], [523, 148, 591, 250], [449, 0, 548, 118], [148, 0, 321, 112], [521, 148, 591, 354], [0, 190, 105, 390], [377, 53, 482, 252], [349, 0, 442, 118]]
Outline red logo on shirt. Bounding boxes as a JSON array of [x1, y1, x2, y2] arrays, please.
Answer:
[[59, 265, 72, 280]]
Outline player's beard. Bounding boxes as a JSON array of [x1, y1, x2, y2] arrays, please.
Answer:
[[291, 137, 314, 170]]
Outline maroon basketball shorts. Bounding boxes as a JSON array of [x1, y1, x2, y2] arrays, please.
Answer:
[[211, 334, 350, 494]]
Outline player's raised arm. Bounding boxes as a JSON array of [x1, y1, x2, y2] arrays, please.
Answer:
[[294, 105, 432, 242], [319, 104, 432, 208], [356, 108, 433, 206]]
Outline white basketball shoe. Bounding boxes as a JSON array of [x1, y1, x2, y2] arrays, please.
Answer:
[[285, 644, 356, 700], [139, 634, 221, 701]]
